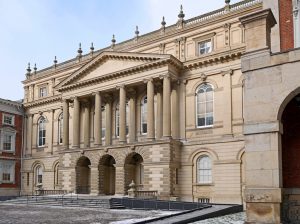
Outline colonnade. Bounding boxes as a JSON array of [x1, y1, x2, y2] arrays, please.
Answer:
[[62, 75, 181, 149]]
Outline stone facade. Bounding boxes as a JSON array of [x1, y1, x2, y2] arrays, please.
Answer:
[[0, 98, 23, 196], [21, 0, 264, 205], [241, 5, 300, 224]]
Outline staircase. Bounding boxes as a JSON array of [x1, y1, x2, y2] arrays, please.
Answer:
[[2, 195, 112, 209]]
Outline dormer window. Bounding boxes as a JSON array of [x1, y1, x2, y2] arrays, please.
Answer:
[[199, 40, 212, 55], [39, 87, 47, 98]]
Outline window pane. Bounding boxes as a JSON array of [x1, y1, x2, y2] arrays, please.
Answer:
[[206, 91, 213, 101], [198, 117, 205, 127], [198, 103, 206, 114], [206, 116, 213, 125], [197, 92, 205, 102], [206, 102, 213, 113]]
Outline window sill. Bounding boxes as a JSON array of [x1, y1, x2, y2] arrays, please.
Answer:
[[196, 125, 213, 129], [193, 183, 214, 186]]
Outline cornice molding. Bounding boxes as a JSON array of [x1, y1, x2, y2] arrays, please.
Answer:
[[23, 95, 62, 109]]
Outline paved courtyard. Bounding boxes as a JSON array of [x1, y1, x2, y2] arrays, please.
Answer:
[[191, 212, 245, 224], [0, 204, 175, 224]]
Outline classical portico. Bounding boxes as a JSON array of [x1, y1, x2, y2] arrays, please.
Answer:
[[56, 51, 183, 196]]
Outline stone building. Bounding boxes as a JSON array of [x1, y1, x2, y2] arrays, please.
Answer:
[[241, 1, 300, 224], [21, 0, 263, 204], [0, 98, 23, 196]]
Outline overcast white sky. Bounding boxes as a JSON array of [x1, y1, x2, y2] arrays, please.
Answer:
[[0, 0, 240, 100]]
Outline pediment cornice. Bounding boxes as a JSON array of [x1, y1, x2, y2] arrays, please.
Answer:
[[56, 51, 183, 92]]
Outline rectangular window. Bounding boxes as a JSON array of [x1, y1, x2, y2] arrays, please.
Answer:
[[3, 114, 14, 126], [39, 87, 47, 97], [198, 40, 212, 55], [2, 132, 15, 152], [0, 160, 15, 183]]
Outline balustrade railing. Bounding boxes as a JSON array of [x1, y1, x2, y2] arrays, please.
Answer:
[[35, 189, 67, 196], [136, 190, 158, 199]]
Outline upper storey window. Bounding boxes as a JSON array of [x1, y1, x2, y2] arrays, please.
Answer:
[[38, 116, 46, 147], [198, 40, 212, 55], [39, 86, 47, 98], [2, 114, 15, 126], [196, 84, 214, 128], [58, 113, 63, 145], [141, 96, 147, 135]]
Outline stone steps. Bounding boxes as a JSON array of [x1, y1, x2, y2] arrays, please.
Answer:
[[2, 196, 111, 209]]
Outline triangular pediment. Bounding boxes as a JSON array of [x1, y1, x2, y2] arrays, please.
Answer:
[[56, 51, 176, 90]]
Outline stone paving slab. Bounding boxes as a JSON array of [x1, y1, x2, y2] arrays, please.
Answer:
[[0, 204, 176, 224], [190, 212, 245, 224]]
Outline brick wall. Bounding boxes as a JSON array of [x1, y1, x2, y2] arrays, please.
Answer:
[[0, 111, 23, 190], [279, 0, 294, 51]]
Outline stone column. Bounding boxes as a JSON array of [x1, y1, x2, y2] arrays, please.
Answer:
[[128, 89, 136, 143], [119, 85, 126, 143], [162, 75, 171, 138], [94, 92, 102, 146], [26, 114, 33, 155], [146, 79, 155, 140], [83, 102, 90, 148], [63, 99, 69, 148], [90, 166, 99, 195], [222, 70, 233, 135], [156, 84, 163, 139], [171, 82, 179, 139], [73, 97, 80, 148], [105, 97, 112, 146], [179, 80, 187, 140]]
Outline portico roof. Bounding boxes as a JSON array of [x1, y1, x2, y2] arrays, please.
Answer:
[[55, 51, 183, 92]]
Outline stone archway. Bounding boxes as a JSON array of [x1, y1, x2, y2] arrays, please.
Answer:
[[76, 156, 91, 194], [124, 153, 144, 192], [281, 94, 300, 223], [99, 155, 116, 195]]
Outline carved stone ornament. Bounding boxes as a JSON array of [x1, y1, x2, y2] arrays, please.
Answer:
[[200, 73, 207, 82]]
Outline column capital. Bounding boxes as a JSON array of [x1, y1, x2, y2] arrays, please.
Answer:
[[221, 69, 234, 76], [143, 78, 154, 84], [116, 84, 125, 90]]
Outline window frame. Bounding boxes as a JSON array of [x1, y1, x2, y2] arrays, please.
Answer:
[[39, 86, 47, 98], [37, 116, 46, 147], [101, 106, 106, 140], [58, 113, 63, 145], [2, 114, 15, 126], [35, 165, 43, 185], [196, 83, 214, 128], [198, 39, 212, 55], [0, 160, 15, 184], [0, 128, 16, 153], [141, 96, 147, 135], [197, 155, 212, 184]]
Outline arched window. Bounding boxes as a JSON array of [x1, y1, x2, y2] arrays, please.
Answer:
[[141, 96, 147, 135], [54, 163, 59, 188], [36, 165, 43, 185], [38, 116, 46, 147], [58, 113, 63, 144], [115, 102, 129, 137], [197, 156, 212, 184], [102, 106, 106, 139], [196, 84, 213, 127]]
